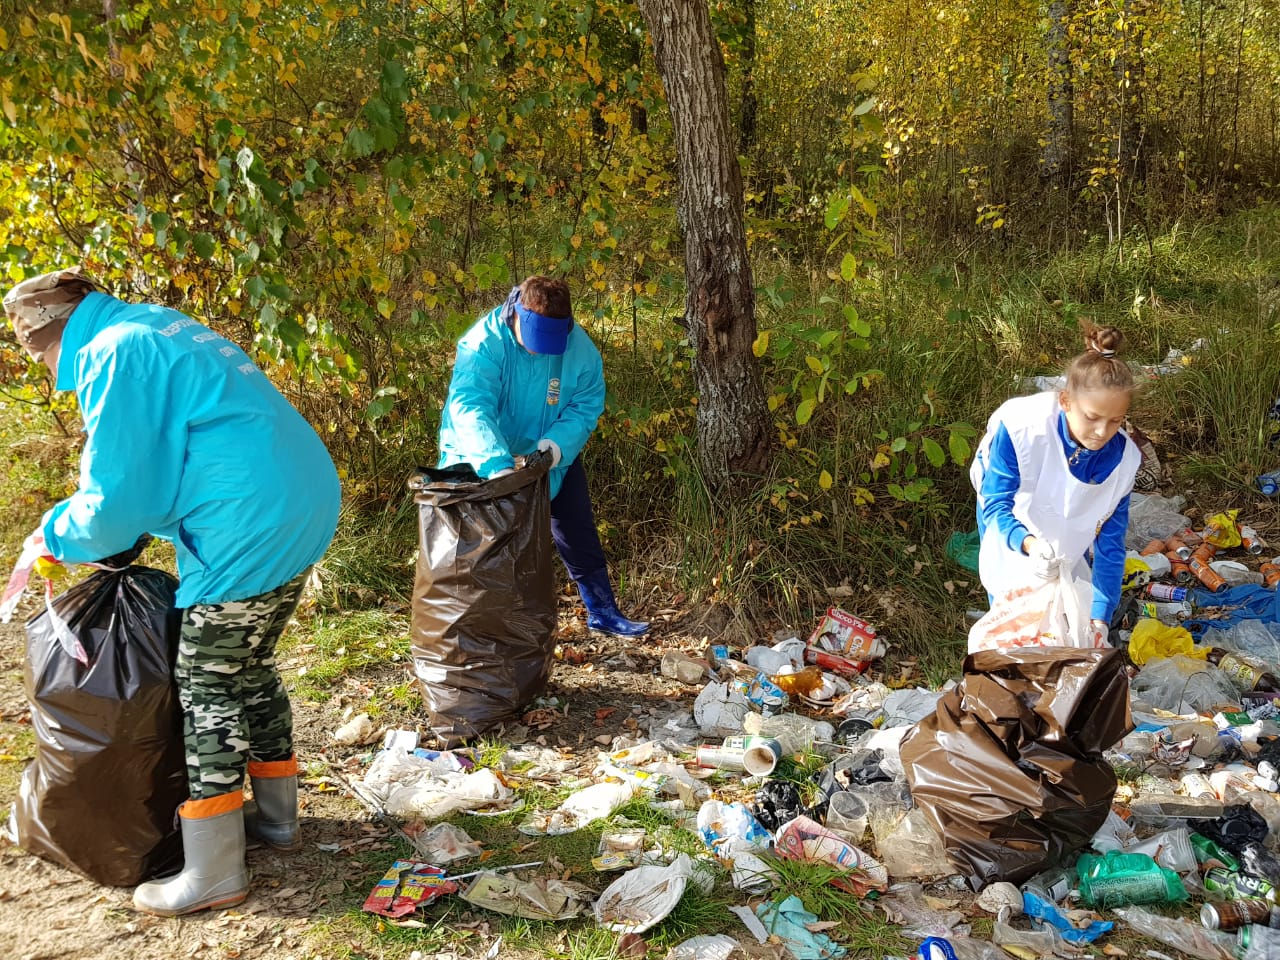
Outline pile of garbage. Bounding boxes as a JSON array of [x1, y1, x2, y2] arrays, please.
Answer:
[[334, 499, 1280, 959]]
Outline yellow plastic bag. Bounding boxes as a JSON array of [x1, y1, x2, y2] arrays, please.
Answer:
[[1121, 557, 1153, 591], [1128, 618, 1207, 666], [1202, 510, 1241, 549]]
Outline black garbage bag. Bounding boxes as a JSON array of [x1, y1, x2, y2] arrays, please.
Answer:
[[13, 564, 185, 886], [409, 452, 557, 745], [902, 647, 1132, 890]]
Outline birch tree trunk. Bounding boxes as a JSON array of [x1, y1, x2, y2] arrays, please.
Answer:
[[1043, 0, 1074, 183], [636, 0, 772, 487]]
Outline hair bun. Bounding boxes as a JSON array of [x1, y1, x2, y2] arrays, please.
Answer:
[[1085, 325, 1124, 359]]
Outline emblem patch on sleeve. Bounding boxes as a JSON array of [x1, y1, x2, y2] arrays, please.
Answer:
[[547, 377, 561, 405]]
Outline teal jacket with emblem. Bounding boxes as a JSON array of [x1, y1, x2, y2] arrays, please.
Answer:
[[41, 291, 341, 607], [437, 304, 605, 499]]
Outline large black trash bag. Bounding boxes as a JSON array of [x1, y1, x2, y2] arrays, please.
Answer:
[[13, 565, 186, 886], [902, 647, 1132, 890], [409, 451, 557, 745]]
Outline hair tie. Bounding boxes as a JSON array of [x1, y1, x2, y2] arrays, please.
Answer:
[[1087, 340, 1116, 359]]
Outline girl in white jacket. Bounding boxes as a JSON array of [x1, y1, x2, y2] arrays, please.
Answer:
[[971, 326, 1141, 647]]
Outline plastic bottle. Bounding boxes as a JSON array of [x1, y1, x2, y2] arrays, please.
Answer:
[[1207, 649, 1280, 694], [1258, 471, 1280, 498], [1077, 851, 1189, 908]]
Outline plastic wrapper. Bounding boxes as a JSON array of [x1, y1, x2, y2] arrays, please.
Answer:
[[13, 565, 185, 886], [740, 711, 833, 753], [362, 861, 457, 917], [774, 814, 889, 895], [1021, 891, 1113, 943], [362, 750, 511, 819], [902, 647, 1132, 889], [693, 680, 752, 737], [409, 453, 557, 745], [460, 871, 593, 920], [665, 935, 741, 960], [594, 852, 692, 933], [1206, 620, 1280, 665], [415, 822, 483, 863], [1125, 492, 1190, 550], [697, 799, 775, 890], [1113, 906, 1233, 960], [1130, 655, 1240, 714], [520, 779, 634, 835], [875, 806, 953, 879], [1128, 618, 1205, 665], [878, 881, 968, 937]]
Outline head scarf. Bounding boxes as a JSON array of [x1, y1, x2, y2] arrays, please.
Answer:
[[4, 267, 100, 360]]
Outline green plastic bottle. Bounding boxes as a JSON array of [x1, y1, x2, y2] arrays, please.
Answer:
[[1077, 851, 1189, 909]]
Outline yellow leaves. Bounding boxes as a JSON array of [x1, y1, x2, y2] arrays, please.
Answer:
[[74, 33, 102, 70], [19, 17, 35, 39], [818, 470, 833, 490], [244, 0, 262, 17], [752, 331, 770, 358], [871, 450, 891, 470], [853, 487, 875, 506], [47, 13, 71, 43], [804, 354, 824, 374], [1, 94, 15, 126], [0, 27, 8, 51]]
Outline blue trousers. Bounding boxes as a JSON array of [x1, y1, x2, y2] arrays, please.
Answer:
[[551, 458, 607, 582]]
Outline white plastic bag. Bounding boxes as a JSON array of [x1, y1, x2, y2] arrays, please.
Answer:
[[968, 568, 1093, 653]]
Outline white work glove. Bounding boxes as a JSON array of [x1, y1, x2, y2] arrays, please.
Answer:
[[1025, 537, 1058, 580], [536, 438, 562, 468], [1087, 619, 1111, 648]]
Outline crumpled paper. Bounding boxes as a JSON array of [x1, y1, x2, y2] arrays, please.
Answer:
[[460, 871, 593, 920]]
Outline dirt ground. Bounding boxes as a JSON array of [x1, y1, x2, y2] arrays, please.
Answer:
[[0, 600, 752, 960]]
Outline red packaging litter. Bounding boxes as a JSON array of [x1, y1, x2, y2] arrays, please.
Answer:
[[362, 861, 457, 918]]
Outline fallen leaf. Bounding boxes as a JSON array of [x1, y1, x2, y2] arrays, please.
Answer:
[[594, 707, 617, 721]]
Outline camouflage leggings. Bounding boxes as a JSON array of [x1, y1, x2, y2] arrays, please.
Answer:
[[177, 570, 309, 799]]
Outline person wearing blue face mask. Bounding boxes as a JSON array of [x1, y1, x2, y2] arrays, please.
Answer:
[[437, 276, 648, 637]]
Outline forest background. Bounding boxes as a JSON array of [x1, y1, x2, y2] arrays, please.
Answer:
[[1, 0, 1278, 669]]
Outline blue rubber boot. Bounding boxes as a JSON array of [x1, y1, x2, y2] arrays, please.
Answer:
[[576, 569, 649, 637]]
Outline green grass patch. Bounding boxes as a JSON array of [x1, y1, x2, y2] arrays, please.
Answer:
[[283, 609, 411, 702]]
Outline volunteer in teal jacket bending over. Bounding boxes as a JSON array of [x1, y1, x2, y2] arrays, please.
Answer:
[[438, 276, 647, 637], [4, 268, 340, 917]]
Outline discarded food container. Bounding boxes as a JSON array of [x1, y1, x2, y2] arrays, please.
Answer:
[[1202, 899, 1272, 931], [808, 606, 885, 666], [1146, 583, 1189, 602], [1257, 471, 1280, 497], [696, 736, 781, 776], [825, 791, 870, 838], [769, 665, 824, 696], [803, 644, 866, 677]]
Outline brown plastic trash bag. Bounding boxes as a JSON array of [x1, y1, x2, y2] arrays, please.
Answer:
[[13, 565, 185, 886], [409, 452, 557, 744], [901, 647, 1132, 890]]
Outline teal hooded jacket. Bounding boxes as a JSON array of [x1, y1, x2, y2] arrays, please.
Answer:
[[41, 292, 341, 607], [437, 304, 605, 499]]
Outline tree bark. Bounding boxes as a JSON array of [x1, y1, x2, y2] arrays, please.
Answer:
[[1043, 0, 1074, 184], [636, 0, 772, 487]]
